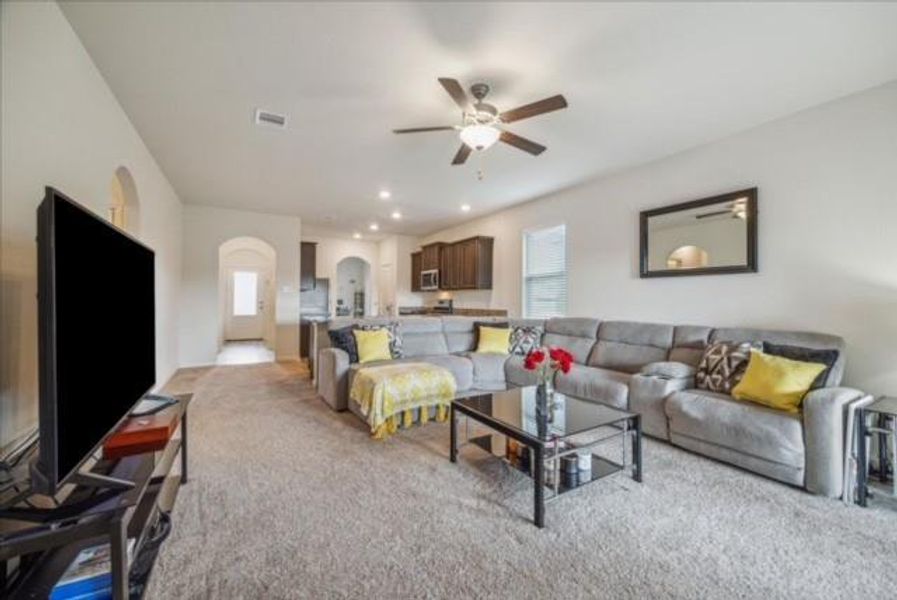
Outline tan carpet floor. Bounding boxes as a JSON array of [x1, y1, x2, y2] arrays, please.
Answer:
[[147, 361, 897, 599]]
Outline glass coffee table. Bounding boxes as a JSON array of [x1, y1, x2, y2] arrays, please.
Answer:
[[450, 386, 642, 528]]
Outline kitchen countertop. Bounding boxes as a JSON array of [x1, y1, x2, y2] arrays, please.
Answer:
[[397, 307, 508, 317]]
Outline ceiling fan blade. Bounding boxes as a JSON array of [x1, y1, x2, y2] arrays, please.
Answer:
[[499, 131, 546, 156], [500, 94, 568, 123], [451, 144, 472, 165], [438, 78, 472, 112], [393, 126, 456, 134]]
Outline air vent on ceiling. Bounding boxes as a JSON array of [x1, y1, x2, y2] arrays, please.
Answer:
[[255, 109, 287, 128]]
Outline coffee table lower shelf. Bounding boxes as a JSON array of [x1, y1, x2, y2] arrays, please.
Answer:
[[467, 434, 623, 496]]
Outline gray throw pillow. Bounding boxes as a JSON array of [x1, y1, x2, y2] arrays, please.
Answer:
[[640, 361, 696, 379]]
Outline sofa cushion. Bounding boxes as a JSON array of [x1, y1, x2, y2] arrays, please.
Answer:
[[398, 318, 449, 357], [417, 355, 474, 391], [465, 352, 508, 391], [505, 355, 541, 387], [554, 365, 630, 410], [543, 318, 600, 364], [665, 389, 805, 469], [442, 317, 475, 353], [669, 325, 712, 366], [589, 321, 673, 373]]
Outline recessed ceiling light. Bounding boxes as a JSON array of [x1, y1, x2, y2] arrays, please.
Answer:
[[379, 190, 391, 200], [461, 204, 471, 212], [369, 223, 379, 231], [352, 232, 362, 239], [391, 211, 402, 220]]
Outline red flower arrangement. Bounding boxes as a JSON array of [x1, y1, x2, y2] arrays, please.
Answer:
[[523, 346, 574, 382]]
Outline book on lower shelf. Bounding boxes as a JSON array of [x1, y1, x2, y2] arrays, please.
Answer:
[[50, 539, 136, 600], [103, 410, 178, 460]]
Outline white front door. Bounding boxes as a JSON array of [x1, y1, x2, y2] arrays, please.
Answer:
[[225, 268, 266, 340]]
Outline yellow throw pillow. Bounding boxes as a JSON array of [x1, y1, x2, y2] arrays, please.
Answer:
[[477, 326, 511, 355], [732, 350, 827, 413], [353, 328, 392, 364]]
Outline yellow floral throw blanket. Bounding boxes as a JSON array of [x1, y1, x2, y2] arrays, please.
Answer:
[[349, 363, 456, 440]]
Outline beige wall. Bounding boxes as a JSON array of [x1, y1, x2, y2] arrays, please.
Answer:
[[0, 2, 184, 444], [421, 82, 897, 395], [378, 235, 421, 314], [179, 205, 301, 366]]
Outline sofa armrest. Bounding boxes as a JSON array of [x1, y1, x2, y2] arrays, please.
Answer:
[[318, 347, 350, 411], [803, 386, 866, 497], [629, 373, 694, 440]]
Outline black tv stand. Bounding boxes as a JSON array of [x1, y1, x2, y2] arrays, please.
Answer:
[[0, 393, 191, 599]]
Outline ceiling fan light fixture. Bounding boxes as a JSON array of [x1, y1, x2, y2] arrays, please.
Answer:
[[459, 124, 500, 151]]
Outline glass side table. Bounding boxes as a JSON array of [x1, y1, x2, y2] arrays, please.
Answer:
[[856, 396, 897, 506]]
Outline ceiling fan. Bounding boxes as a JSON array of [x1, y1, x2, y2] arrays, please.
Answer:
[[694, 197, 749, 220], [393, 78, 568, 165]]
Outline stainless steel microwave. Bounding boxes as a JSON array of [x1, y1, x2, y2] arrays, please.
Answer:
[[420, 269, 439, 291]]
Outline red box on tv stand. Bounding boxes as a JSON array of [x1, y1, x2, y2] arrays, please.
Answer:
[[103, 411, 178, 460]]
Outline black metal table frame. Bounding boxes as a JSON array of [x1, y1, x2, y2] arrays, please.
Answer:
[[450, 399, 642, 528], [856, 406, 895, 507], [0, 404, 189, 599]]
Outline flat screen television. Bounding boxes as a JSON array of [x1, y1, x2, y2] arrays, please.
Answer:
[[33, 187, 156, 495]]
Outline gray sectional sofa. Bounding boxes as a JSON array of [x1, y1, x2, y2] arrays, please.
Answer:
[[314, 316, 866, 498]]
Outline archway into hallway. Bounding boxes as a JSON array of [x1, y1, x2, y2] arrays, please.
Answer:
[[335, 256, 372, 317], [109, 166, 140, 235], [217, 237, 277, 365]]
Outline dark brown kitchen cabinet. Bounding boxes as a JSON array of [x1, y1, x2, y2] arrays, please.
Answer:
[[300, 242, 317, 291], [455, 236, 493, 289], [422, 236, 493, 290], [411, 251, 422, 292], [439, 243, 459, 289], [420, 242, 444, 271]]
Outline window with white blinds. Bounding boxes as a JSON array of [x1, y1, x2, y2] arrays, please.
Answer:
[[522, 224, 567, 319]]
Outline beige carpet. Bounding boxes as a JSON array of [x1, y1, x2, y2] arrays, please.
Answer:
[[148, 361, 897, 599]]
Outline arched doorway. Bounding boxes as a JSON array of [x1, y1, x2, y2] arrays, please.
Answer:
[[217, 237, 277, 365], [109, 166, 140, 235], [335, 256, 371, 317]]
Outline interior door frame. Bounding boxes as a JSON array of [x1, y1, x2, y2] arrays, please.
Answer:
[[224, 266, 270, 341]]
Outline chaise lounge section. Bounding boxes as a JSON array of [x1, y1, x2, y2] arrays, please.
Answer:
[[314, 316, 866, 498]]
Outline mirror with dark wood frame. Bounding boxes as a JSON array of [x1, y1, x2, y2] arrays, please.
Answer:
[[639, 188, 757, 278]]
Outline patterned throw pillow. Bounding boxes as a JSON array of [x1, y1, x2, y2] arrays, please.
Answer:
[[510, 325, 543, 356], [328, 326, 359, 363], [695, 341, 760, 394], [356, 323, 403, 358]]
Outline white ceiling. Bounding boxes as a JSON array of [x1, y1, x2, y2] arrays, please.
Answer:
[[61, 2, 897, 236]]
